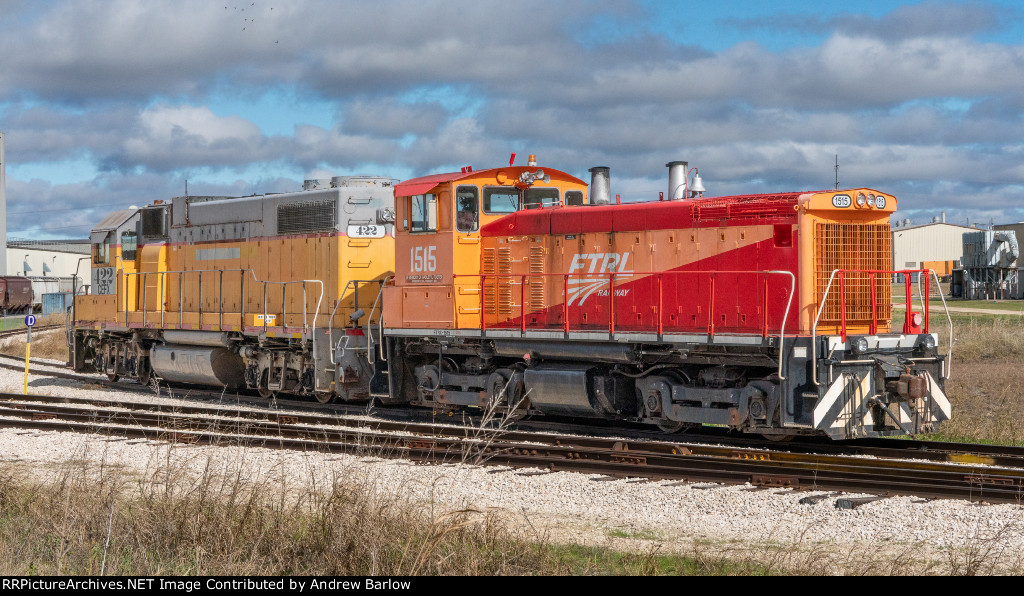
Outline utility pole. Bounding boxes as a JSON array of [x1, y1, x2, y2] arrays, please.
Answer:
[[0, 132, 7, 275]]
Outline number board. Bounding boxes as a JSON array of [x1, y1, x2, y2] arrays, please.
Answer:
[[91, 267, 117, 295], [347, 224, 386, 239]]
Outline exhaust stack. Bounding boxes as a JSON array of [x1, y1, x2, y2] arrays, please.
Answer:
[[666, 161, 688, 200], [589, 166, 611, 205]]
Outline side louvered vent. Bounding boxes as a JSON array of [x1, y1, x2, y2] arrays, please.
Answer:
[[497, 248, 513, 316], [529, 245, 545, 312], [277, 200, 337, 235], [482, 247, 515, 319], [482, 248, 497, 318]]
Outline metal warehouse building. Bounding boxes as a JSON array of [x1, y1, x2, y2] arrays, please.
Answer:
[[5, 239, 91, 309], [891, 220, 975, 273]]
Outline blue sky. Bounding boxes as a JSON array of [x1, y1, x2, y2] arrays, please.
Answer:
[[2, 0, 1024, 238]]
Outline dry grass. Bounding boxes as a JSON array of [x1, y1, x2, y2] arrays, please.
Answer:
[[0, 452, 559, 576], [6, 450, 1013, 577], [4, 451, 1020, 576], [0, 314, 69, 361], [922, 315, 1024, 445]]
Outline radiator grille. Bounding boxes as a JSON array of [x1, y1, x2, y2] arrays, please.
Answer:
[[815, 223, 892, 326], [277, 200, 337, 235]]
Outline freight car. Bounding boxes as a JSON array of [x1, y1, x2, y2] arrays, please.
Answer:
[[0, 276, 33, 315], [70, 156, 951, 440]]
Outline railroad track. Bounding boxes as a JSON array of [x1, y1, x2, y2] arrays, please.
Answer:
[[5, 326, 1024, 504], [2, 391, 1024, 505]]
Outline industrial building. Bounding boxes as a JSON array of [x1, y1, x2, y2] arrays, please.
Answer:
[[891, 217, 975, 277], [956, 229, 1020, 299], [5, 239, 90, 311]]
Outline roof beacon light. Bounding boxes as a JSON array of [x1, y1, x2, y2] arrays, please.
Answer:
[[528, 154, 537, 167]]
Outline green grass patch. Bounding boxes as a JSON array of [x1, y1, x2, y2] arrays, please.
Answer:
[[607, 528, 661, 540]]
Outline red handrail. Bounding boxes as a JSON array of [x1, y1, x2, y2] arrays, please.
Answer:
[[813, 268, 934, 337], [452, 270, 795, 337]]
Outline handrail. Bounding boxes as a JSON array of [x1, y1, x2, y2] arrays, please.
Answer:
[[454, 269, 796, 377], [118, 266, 326, 391], [367, 276, 393, 363], [927, 269, 955, 379], [119, 267, 324, 333], [811, 268, 953, 386], [326, 277, 389, 366], [767, 270, 796, 380]]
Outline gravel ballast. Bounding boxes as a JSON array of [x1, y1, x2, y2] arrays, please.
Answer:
[[2, 354, 1024, 573]]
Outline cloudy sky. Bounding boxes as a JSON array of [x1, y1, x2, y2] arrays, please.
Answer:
[[2, 0, 1023, 239]]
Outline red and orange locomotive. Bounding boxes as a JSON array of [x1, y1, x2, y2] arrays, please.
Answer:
[[382, 157, 949, 439]]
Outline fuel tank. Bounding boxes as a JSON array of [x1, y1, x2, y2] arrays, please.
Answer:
[[150, 344, 245, 388]]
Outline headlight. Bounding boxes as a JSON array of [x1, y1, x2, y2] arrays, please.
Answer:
[[866, 194, 876, 207], [876, 195, 887, 209], [923, 335, 936, 350], [853, 337, 869, 353], [856, 193, 866, 207]]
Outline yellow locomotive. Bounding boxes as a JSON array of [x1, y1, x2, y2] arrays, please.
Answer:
[[70, 176, 396, 402]]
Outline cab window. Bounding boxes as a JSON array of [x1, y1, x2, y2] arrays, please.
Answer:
[[524, 188, 559, 209], [456, 186, 479, 232], [93, 234, 110, 264], [565, 190, 584, 206], [408, 194, 438, 232], [121, 231, 138, 261], [483, 186, 520, 214]]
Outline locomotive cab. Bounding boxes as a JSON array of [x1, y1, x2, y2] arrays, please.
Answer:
[[385, 157, 589, 332]]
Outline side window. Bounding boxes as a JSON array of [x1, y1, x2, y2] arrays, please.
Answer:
[[456, 186, 479, 233], [483, 186, 520, 214], [524, 188, 558, 209], [121, 231, 138, 261], [93, 234, 110, 264], [409, 194, 438, 232], [565, 190, 584, 206]]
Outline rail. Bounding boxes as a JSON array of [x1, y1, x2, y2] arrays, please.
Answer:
[[453, 270, 796, 379], [811, 268, 954, 385]]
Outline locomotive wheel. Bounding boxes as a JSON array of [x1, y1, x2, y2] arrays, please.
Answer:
[[257, 370, 275, 399], [107, 372, 120, 382], [487, 371, 529, 422], [656, 419, 694, 434], [762, 433, 795, 442], [137, 359, 151, 386], [314, 390, 336, 404]]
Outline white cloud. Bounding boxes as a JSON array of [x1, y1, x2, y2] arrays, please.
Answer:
[[3, 1, 1024, 234]]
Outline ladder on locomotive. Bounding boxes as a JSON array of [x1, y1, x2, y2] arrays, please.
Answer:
[[328, 276, 392, 398]]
